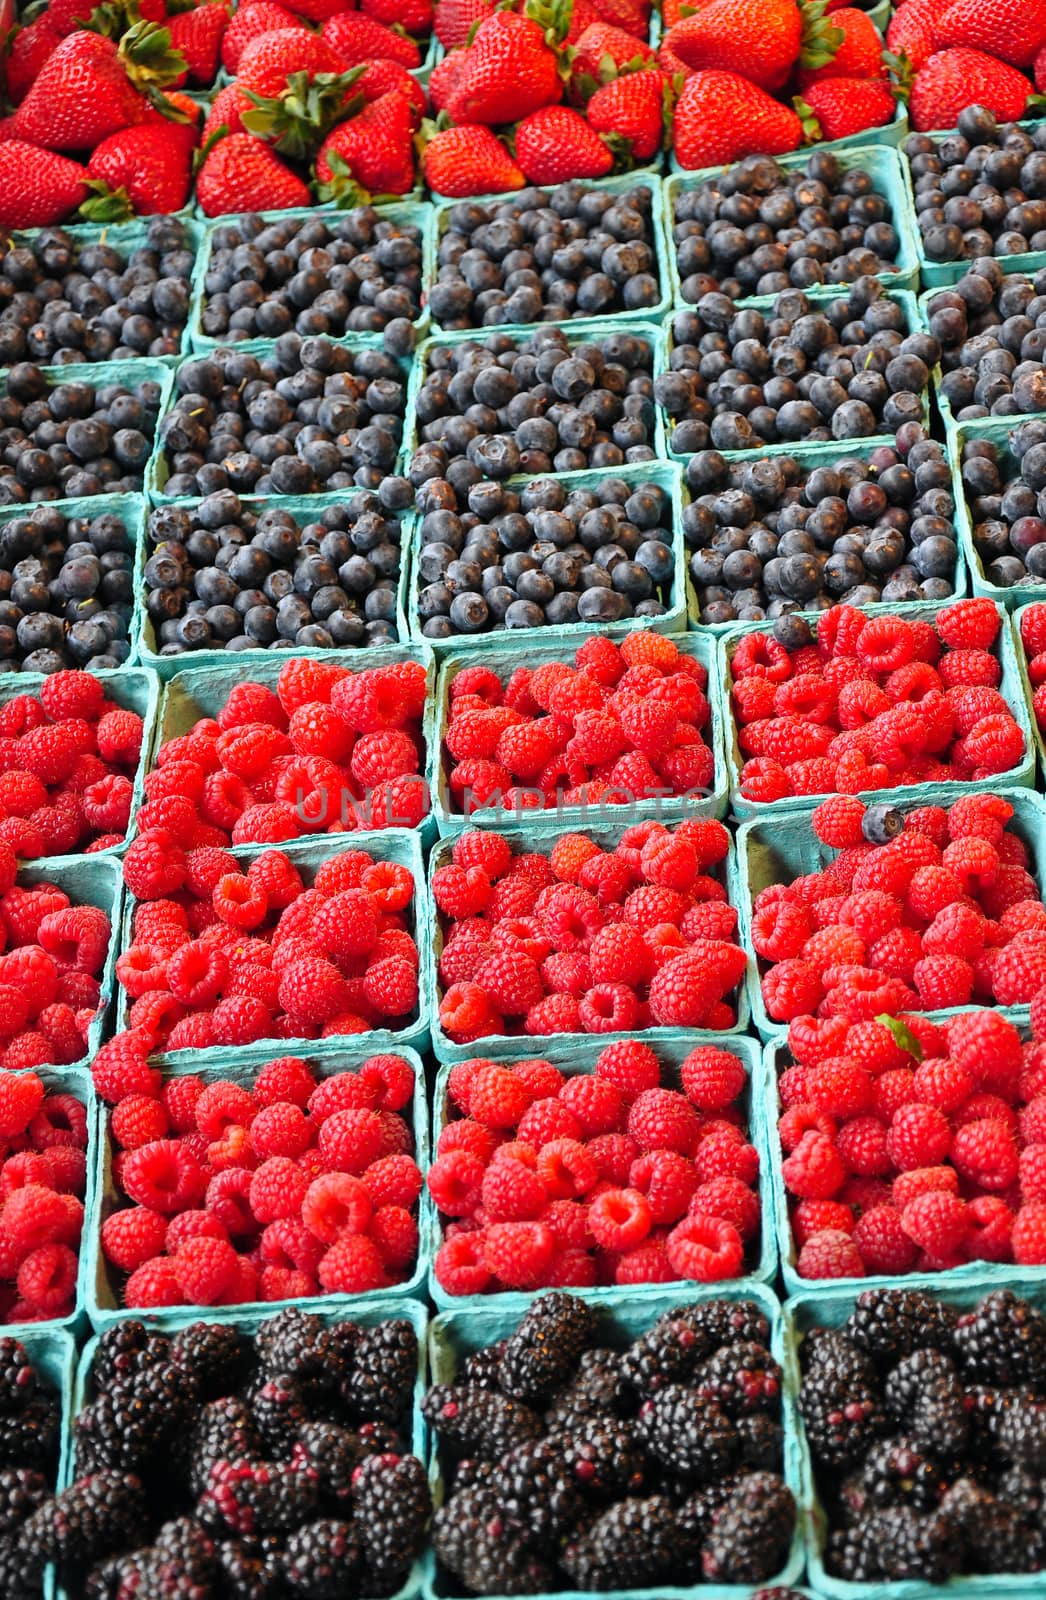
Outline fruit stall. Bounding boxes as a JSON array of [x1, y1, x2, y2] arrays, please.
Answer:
[[5, 0, 1046, 1595]]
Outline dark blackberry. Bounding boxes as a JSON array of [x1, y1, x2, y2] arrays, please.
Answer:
[[291, 1422, 363, 1509], [701, 1471, 795, 1584], [432, 1481, 555, 1596], [83, 1548, 144, 1599], [189, 1398, 263, 1497], [91, 1322, 170, 1389], [550, 1419, 649, 1497], [17, 1472, 146, 1582], [245, 1371, 310, 1454], [422, 1385, 542, 1459], [695, 1341, 782, 1416], [996, 1396, 1046, 1472], [450, 1458, 495, 1494], [884, 1350, 968, 1456], [76, 1356, 196, 1476], [498, 1292, 596, 1403], [281, 1518, 362, 1598], [638, 1386, 740, 1482], [0, 1397, 60, 1474], [196, 1459, 319, 1538], [799, 1356, 887, 1471], [354, 1452, 431, 1594], [492, 1437, 585, 1540], [169, 1322, 246, 1397], [850, 1435, 949, 1514], [675, 1479, 734, 1546], [0, 1471, 48, 1542], [112, 1516, 217, 1598], [847, 1288, 957, 1366], [875, 1504, 962, 1583], [942, 1477, 1042, 1574], [737, 1413, 784, 1469], [460, 1341, 506, 1391], [216, 1535, 284, 1599], [801, 1327, 876, 1385], [619, 1318, 706, 1397], [344, 1321, 416, 1424], [0, 1342, 37, 1413], [561, 1495, 690, 1590], [676, 1299, 771, 1350], [255, 1310, 345, 1386], [827, 1518, 883, 1582], [954, 1290, 1046, 1386], [358, 1420, 400, 1457], [546, 1348, 630, 1427]]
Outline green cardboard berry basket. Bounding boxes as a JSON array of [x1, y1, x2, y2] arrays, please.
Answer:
[[86, 1041, 432, 1333], [187, 200, 437, 352], [427, 628, 727, 836], [949, 414, 1046, 611], [736, 786, 1046, 1041], [682, 438, 969, 634], [0, 665, 160, 865], [132, 490, 416, 673], [66, 1296, 430, 1600], [785, 1277, 1046, 1598], [425, 819, 751, 1063], [0, 491, 145, 668], [9, 1323, 77, 1600], [717, 598, 1036, 820], [131, 645, 437, 847], [1013, 599, 1046, 778], [0, 358, 174, 509], [664, 143, 918, 309], [426, 1031, 776, 1310], [658, 288, 928, 464], [425, 1281, 806, 1600], [428, 174, 671, 339], [113, 828, 431, 1057], [405, 460, 689, 655]]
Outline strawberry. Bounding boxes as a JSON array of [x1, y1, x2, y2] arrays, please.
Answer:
[[202, 81, 246, 141], [220, 1, 307, 73], [144, 88, 204, 132], [321, 12, 422, 68], [196, 129, 310, 214], [361, 0, 433, 33], [658, 34, 693, 77], [571, 21, 655, 82], [168, 2, 228, 87], [429, 48, 468, 112], [909, 45, 1034, 129], [282, 0, 355, 21], [514, 103, 613, 182], [585, 67, 672, 161], [355, 58, 428, 119], [589, 0, 649, 36], [4, 17, 63, 105], [445, 10, 561, 124], [82, 121, 193, 216], [673, 67, 803, 167], [12, 29, 158, 152], [237, 27, 348, 98], [1038, 40, 1046, 91], [422, 122, 525, 196], [0, 141, 87, 227], [563, 0, 602, 45], [795, 75, 896, 139], [663, 0, 802, 91], [433, 0, 496, 49], [936, 0, 1046, 69], [314, 91, 416, 201], [885, 0, 950, 74], [798, 7, 885, 86]]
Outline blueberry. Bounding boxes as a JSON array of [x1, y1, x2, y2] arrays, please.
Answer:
[[862, 804, 904, 844]]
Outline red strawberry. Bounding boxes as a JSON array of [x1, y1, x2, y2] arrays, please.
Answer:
[[938, 0, 1046, 69], [909, 45, 1034, 130], [514, 104, 613, 183], [589, 0, 649, 37], [361, 0, 433, 33], [795, 75, 896, 140], [314, 91, 416, 200], [663, 0, 802, 91], [12, 29, 156, 152], [658, 34, 693, 77], [0, 140, 87, 227], [571, 21, 655, 81], [885, 0, 950, 74], [202, 81, 246, 141], [433, 0, 496, 49], [196, 129, 310, 214], [321, 12, 422, 68], [422, 123, 525, 196], [83, 121, 193, 216], [673, 67, 803, 167], [144, 88, 203, 134], [355, 58, 428, 119], [168, 2, 228, 87], [563, 0, 602, 45], [237, 27, 348, 98], [1038, 40, 1046, 90], [220, 1, 307, 73], [445, 10, 561, 124], [4, 16, 63, 104], [282, 0, 354, 21], [585, 67, 672, 161], [429, 48, 468, 112], [798, 6, 885, 87]]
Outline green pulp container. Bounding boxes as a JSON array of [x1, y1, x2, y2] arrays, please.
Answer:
[[949, 414, 1046, 610]]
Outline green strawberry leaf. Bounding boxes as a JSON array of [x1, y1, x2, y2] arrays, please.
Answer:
[[78, 179, 136, 222], [193, 121, 228, 174], [120, 20, 187, 89], [241, 67, 363, 162], [799, 0, 845, 70], [602, 129, 634, 173], [882, 48, 913, 103], [312, 145, 370, 208], [874, 1014, 924, 1062], [793, 93, 822, 143]]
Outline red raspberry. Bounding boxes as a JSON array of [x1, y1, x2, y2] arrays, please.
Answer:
[[887, 1104, 951, 1171], [665, 1213, 743, 1281], [301, 1172, 372, 1242], [577, 984, 639, 1034], [629, 1150, 697, 1224], [111, 1095, 168, 1151], [781, 1131, 845, 1200], [101, 1207, 168, 1273], [318, 1234, 387, 1293], [792, 1200, 855, 1246], [761, 960, 823, 1023], [936, 598, 998, 650], [451, 832, 512, 879], [277, 959, 348, 1027], [993, 935, 1046, 1005], [587, 1187, 651, 1250], [850, 1206, 917, 1274], [1012, 1202, 1046, 1264], [594, 1040, 660, 1102], [796, 1229, 866, 1279], [123, 830, 187, 900], [120, 1141, 206, 1214], [96, 707, 143, 766], [835, 1117, 891, 1178], [812, 795, 866, 848], [901, 1189, 969, 1257], [427, 1151, 484, 1218], [627, 1088, 700, 1155], [912, 953, 974, 1009], [481, 1156, 546, 1221], [680, 1047, 745, 1111], [481, 1220, 554, 1288], [361, 1154, 422, 1211]]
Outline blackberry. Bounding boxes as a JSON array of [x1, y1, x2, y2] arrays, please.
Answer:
[[551, 1420, 649, 1497], [847, 1289, 957, 1366], [561, 1495, 688, 1590], [291, 1422, 363, 1509], [953, 1290, 1046, 1386], [546, 1348, 630, 1427], [344, 1321, 416, 1424], [675, 1480, 734, 1546], [801, 1328, 875, 1385], [875, 1504, 962, 1583], [281, 1518, 362, 1598], [701, 1471, 796, 1584], [942, 1477, 1042, 1574], [255, 1310, 341, 1384], [620, 1318, 706, 1397], [216, 1535, 284, 1599], [353, 1452, 431, 1594], [695, 1341, 782, 1416], [422, 1386, 542, 1459], [0, 1398, 60, 1474], [492, 1437, 585, 1540], [83, 1549, 144, 1599], [827, 1518, 883, 1582], [854, 1435, 950, 1513], [169, 1322, 246, 1397], [996, 1397, 1046, 1472], [498, 1292, 596, 1403], [189, 1398, 263, 1497], [675, 1299, 771, 1350], [0, 1342, 36, 1413], [75, 1377, 183, 1476], [196, 1459, 319, 1538], [799, 1358, 887, 1470], [17, 1471, 146, 1582], [737, 1413, 784, 1469], [461, 1341, 507, 1391], [111, 1516, 217, 1598], [245, 1371, 310, 1454], [432, 1481, 555, 1596], [0, 1470, 48, 1541], [884, 1350, 968, 1456], [999, 1464, 1046, 1520], [358, 1420, 400, 1457], [638, 1386, 740, 1482], [91, 1323, 169, 1389]]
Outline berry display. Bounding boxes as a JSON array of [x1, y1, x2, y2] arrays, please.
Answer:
[[434, 820, 745, 1044], [0, 363, 162, 505], [671, 150, 904, 304], [416, 472, 676, 639], [428, 1292, 794, 1594], [926, 259, 1046, 425], [801, 1286, 1046, 1583], [440, 633, 715, 815], [430, 182, 662, 331], [155, 336, 407, 501], [961, 424, 1046, 591], [0, 503, 135, 672], [198, 207, 425, 343], [906, 106, 1046, 265], [429, 1037, 759, 1295], [685, 426, 958, 625], [656, 280, 934, 456], [728, 598, 1027, 805], [0, 218, 194, 369]]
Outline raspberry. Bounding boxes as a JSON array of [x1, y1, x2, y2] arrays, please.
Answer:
[[559, 1076, 624, 1137], [796, 1229, 866, 1280], [627, 1088, 700, 1155], [1012, 1202, 1046, 1264], [912, 953, 974, 1009], [37, 905, 110, 975], [481, 1155, 546, 1221], [629, 1149, 697, 1224], [300, 1171, 372, 1243], [952, 1118, 1019, 1192], [792, 1199, 855, 1246], [0, 1184, 72, 1260], [937, 597, 999, 650], [761, 960, 823, 1023], [665, 1213, 743, 1281], [123, 830, 187, 900], [781, 1131, 845, 1200], [812, 795, 866, 848], [428, 1150, 484, 1218], [101, 1207, 168, 1273], [993, 936, 1046, 1005], [317, 1233, 387, 1293], [172, 1236, 240, 1305], [577, 983, 639, 1034], [277, 959, 348, 1028], [886, 1103, 951, 1171], [479, 1220, 553, 1288], [587, 1186, 651, 1250], [316, 1107, 384, 1175], [121, 1141, 206, 1214], [111, 1095, 169, 1152], [900, 1189, 969, 1257]]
